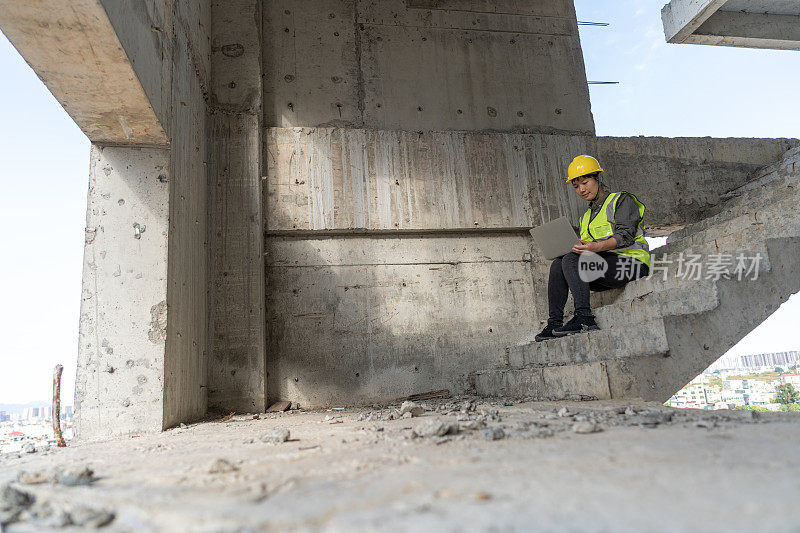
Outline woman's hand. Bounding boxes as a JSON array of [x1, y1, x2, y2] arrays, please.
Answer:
[[572, 240, 602, 254]]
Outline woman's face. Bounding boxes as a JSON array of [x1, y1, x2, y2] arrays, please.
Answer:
[[572, 174, 599, 201]]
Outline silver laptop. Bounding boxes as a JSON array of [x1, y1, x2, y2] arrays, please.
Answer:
[[529, 216, 582, 260]]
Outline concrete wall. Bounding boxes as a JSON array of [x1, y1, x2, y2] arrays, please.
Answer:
[[262, 0, 594, 134], [262, 129, 798, 407], [255, 0, 798, 408], [265, 129, 798, 234], [92, 0, 214, 432]]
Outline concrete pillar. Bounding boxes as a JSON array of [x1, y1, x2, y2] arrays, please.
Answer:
[[0, 0, 213, 437], [76, 146, 170, 438], [207, 0, 268, 413]]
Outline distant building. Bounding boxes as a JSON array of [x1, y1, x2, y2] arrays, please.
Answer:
[[706, 351, 800, 373], [0, 411, 9, 422], [780, 375, 800, 388], [21, 407, 52, 421]]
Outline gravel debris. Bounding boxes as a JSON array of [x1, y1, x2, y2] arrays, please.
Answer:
[[0, 484, 34, 527], [57, 466, 96, 487], [400, 401, 425, 418], [208, 458, 239, 474], [572, 422, 602, 434], [260, 428, 290, 444], [68, 506, 116, 528], [482, 428, 505, 441]]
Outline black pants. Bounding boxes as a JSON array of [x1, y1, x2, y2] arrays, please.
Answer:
[[548, 251, 649, 326]]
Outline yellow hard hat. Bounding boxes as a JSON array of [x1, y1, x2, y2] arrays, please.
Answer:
[[566, 155, 604, 182]]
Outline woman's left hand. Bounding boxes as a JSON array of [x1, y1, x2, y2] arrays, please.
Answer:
[[572, 240, 601, 254]]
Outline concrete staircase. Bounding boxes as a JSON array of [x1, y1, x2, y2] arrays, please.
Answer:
[[470, 147, 800, 402]]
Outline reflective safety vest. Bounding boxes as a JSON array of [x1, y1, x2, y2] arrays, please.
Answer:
[[578, 191, 651, 268]]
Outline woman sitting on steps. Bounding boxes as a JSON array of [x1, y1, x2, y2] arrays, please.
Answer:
[[535, 155, 651, 342]]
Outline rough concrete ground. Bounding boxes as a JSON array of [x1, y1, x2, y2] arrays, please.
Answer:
[[2, 398, 800, 532]]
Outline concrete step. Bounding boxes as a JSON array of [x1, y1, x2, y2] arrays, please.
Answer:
[[471, 236, 800, 403], [508, 319, 669, 369], [593, 279, 718, 329], [471, 361, 616, 401], [664, 147, 800, 250], [658, 190, 800, 259], [717, 145, 800, 206]]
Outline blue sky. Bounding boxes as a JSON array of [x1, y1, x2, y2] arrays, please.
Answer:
[[0, 32, 88, 405], [576, 0, 800, 138], [0, 1, 798, 403]]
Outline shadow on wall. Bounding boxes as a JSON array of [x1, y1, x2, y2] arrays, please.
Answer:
[[264, 230, 548, 407], [258, 130, 798, 408]]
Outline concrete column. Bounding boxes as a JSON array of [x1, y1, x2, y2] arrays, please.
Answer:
[[76, 145, 170, 439], [207, 0, 267, 412]]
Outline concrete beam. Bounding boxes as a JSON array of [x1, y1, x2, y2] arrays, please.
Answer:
[[0, 0, 167, 145], [661, 0, 727, 43], [662, 0, 800, 50], [690, 10, 800, 50]]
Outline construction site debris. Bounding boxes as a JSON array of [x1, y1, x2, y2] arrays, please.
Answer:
[[395, 389, 451, 403], [482, 428, 505, 441], [266, 401, 292, 413], [418, 419, 460, 438], [0, 484, 34, 527], [572, 422, 602, 434], [208, 458, 239, 474], [399, 401, 425, 417], [57, 466, 96, 487], [260, 429, 291, 444], [17, 470, 53, 485], [67, 506, 116, 528]]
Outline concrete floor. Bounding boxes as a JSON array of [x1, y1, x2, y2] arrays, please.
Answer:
[[2, 399, 800, 532]]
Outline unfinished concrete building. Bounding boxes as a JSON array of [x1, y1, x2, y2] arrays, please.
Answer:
[[0, 0, 797, 440]]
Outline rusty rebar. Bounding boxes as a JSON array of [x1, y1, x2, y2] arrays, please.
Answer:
[[52, 364, 66, 447]]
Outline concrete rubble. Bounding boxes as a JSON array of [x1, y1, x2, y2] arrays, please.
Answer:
[[2, 399, 799, 530]]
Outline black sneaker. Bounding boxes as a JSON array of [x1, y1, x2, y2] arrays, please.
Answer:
[[534, 324, 560, 342], [552, 316, 599, 337]]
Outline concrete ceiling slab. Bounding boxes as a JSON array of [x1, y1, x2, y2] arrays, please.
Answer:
[[662, 0, 800, 50], [0, 0, 168, 145]]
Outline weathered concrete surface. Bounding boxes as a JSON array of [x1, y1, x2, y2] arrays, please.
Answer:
[[265, 129, 798, 234], [662, 0, 800, 50], [69, 1, 213, 436], [3, 401, 800, 531], [76, 146, 170, 440], [662, 0, 727, 44], [207, 0, 267, 414], [265, 233, 540, 407], [263, 131, 797, 407], [0, 0, 167, 144], [263, 0, 594, 134], [162, 1, 212, 430]]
